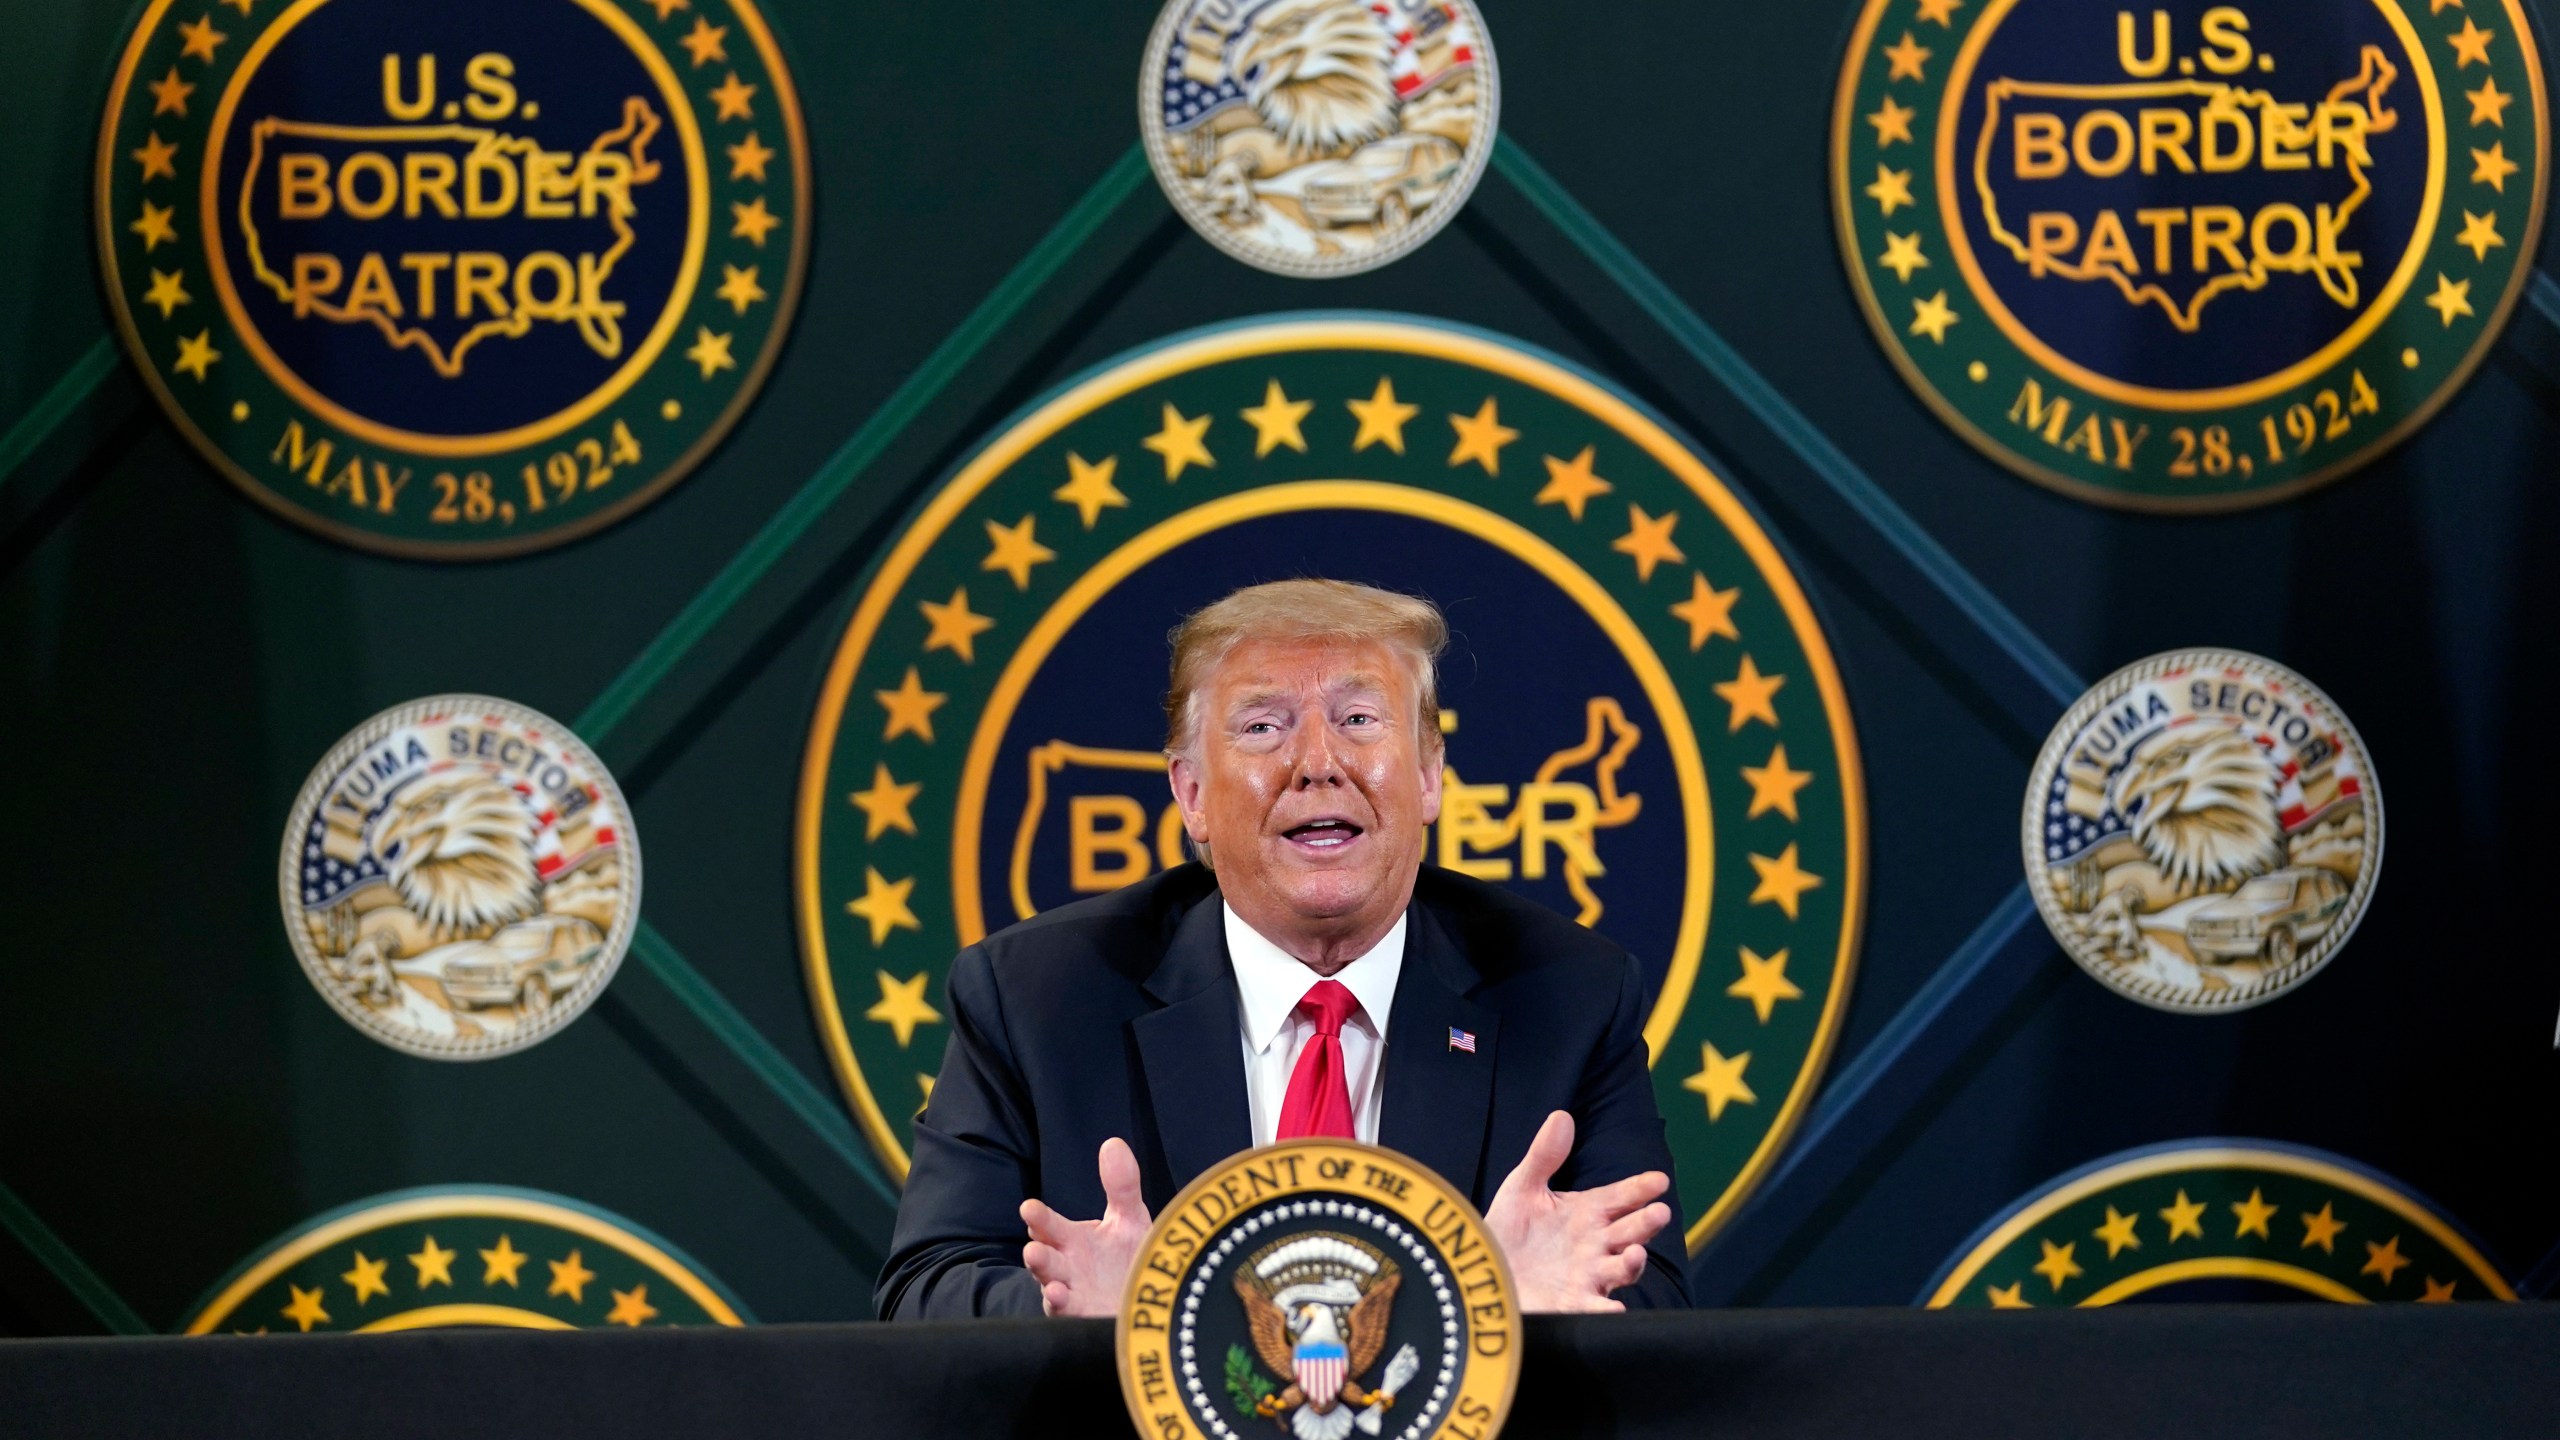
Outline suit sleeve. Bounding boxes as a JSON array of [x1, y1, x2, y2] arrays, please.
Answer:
[[1557, 953, 1695, 1309], [872, 942, 1045, 1320]]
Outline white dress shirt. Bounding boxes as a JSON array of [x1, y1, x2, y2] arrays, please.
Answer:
[[1226, 901, 1405, 1146]]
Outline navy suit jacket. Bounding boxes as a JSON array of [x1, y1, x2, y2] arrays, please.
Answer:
[[873, 863, 1693, 1318]]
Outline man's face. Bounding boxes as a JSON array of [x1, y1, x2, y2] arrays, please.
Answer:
[[1168, 636, 1443, 951]]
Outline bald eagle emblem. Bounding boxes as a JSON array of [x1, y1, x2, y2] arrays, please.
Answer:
[[1230, 1234, 1420, 1439]]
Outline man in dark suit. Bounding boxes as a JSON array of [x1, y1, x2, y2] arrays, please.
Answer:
[[876, 580, 1687, 1319]]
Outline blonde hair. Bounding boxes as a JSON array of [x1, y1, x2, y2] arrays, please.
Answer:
[[1163, 579, 1448, 756]]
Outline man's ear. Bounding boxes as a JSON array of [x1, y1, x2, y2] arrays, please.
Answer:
[[1418, 738, 1445, 826], [1167, 752, 1211, 843]]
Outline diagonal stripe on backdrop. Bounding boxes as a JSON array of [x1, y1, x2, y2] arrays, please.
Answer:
[[0, 1179, 151, 1334]]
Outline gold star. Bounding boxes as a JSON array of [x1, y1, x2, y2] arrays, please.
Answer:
[[919, 586, 995, 663], [1240, 379, 1313, 456], [1985, 1280, 2030, 1308], [1866, 163, 1915, 215], [710, 71, 757, 120], [847, 868, 922, 946], [1347, 377, 1419, 452], [2232, 1188, 2277, 1240], [1883, 30, 1931, 81], [2472, 140, 2520, 190], [407, 1236, 455, 1288], [172, 328, 219, 381], [131, 200, 178, 251], [981, 514, 1055, 590], [2431, 0, 2462, 9], [686, 326, 736, 377], [680, 15, 728, 66], [728, 130, 775, 180], [1670, 570, 1741, 650], [2159, 1190, 2207, 1241], [1878, 230, 1928, 282], [131, 131, 179, 182], [917, 1073, 936, 1110], [148, 67, 194, 116], [1612, 503, 1685, 582], [481, 1236, 528, 1288], [607, 1284, 659, 1326], [1053, 451, 1126, 529], [867, 969, 942, 1046], [715, 263, 766, 313], [1867, 95, 1916, 146], [2362, 1235, 2410, 1287], [645, 0, 689, 18], [2466, 76, 2513, 126], [849, 763, 922, 839], [1141, 402, 1215, 479], [1909, 290, 1959, 342], [2424, 272, 2474, 327], [2447, 16, 2494, 66], [2033, 1239, 2083, 1292], [1741, 744, 1814, 820], [142, 268, 191, 318], [2418, 1276, 2458, 1303], [547, 1250, 595, 1303], [1446, 398, 1518, 474], [1915, 0, 1962, 23], [1726, 947, 1802, 1023], [281, 1284, 330, 1332], [730, 195, 780, 245], [1534, 446, 1613, 520], [219, 0, 256, 12], [1681, 1042, 1755, 1121], [2455, 209, 2504, 261], [2094, 1206, 2142, 1259], [2299, 1202, 2346, 1254], [1714, 654, 1786, 731], [1748, 844, 1823, 919], [177, 15, 226, 62], [341, 1251, 390, 1304], [876, 666, 946, 742]]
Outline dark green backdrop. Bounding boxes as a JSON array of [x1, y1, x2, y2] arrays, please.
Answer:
[[4, 0, 2556, 1334]]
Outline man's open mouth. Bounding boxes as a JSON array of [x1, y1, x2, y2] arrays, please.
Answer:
[[1282, 819, 1365, 850]]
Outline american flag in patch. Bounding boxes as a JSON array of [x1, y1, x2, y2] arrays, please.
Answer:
[[1448, 1027, 1476, 1053]]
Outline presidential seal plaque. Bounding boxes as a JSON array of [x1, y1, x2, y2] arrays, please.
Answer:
[[2025, 650, 2380, 1012], [1142, 0, 1498, 277], [281, 695, 640, 1058], [796, 315, 1866, 1253], [185, 1186, 748, 1333], [1835, 0, 2548, 508], [96, 0, 810, 556], [1926, 1141, 2514, 1307], [1118, 1141, 1517, 1440]]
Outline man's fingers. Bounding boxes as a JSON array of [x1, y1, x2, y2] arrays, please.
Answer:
[[1024, 1240, 1061, 1279], [1600, 1201, 1672, 1252], [1098, 1136, 1148, 1221], [1041, 1280, 1074, 1317], [1022, 1200, 1081, 1250], [1498, 1111, 1575, 1199], [1580, 1168, 1671, 1218], [1617, 1243, 1649, 1287]]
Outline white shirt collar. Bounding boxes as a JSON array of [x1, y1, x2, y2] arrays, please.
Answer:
[[1224, 900, 1406, 1056]]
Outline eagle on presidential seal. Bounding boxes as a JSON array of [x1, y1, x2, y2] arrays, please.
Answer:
[[1233, 1234, 1422, 1439]]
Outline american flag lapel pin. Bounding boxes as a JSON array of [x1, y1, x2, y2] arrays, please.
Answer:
[[1447, 1027, 1477, 1054]]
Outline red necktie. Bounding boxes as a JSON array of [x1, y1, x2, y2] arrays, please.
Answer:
[[1276, 979, 1360, 1141]]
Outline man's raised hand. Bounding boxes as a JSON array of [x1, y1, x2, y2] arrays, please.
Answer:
[[1020, 1137, 1152, 1317], [1483, 1111, 1671, 1313]]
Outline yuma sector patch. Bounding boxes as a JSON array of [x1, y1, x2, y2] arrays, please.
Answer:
[[1925, 1142, 2513, 1307], [281, 695, 640, 1059], [96, 0, 808, 557], [2025, 650, 2379, 1012], [796, 315, 1865, 1252], [1117, 1141, 1516, 1440], [1142, 0, 1497, 277], [1835, 0, 2547, 509], [184, 1186, 747, 1333]]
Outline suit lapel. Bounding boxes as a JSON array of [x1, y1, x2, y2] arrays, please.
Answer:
[[1133, 892, 1253, 1187], [1378, 903, 1499, 1196]]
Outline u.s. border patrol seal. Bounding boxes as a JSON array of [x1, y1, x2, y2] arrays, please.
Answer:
[[796, 314, 1866, 1252], [1142, 0, 1498, 277], [96, 0, 809, 557], [2026, 650, 2379, 1011], [183, 1186, 748, 1333], [1117, 1141, 1516, 1440], [281, 695, 640, 1058], [1835, 0, 2548, 509], [1924, 1141, 2514, 1307]]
